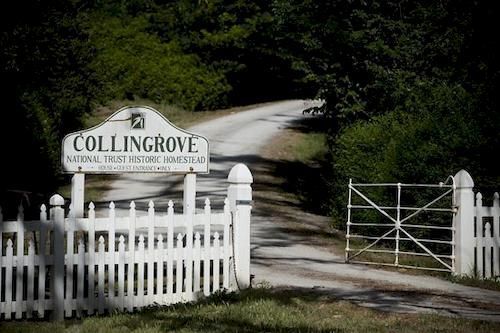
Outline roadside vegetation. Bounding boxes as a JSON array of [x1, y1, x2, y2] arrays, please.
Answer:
[[1, 287, 499, 333], [2, 1, 498, 221]]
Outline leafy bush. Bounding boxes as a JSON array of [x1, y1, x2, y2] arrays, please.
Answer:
[[87, 16, 231, 111], [328, 81, 499, 228]]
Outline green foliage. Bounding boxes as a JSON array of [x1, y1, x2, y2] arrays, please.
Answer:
[[1, 0, 498, 223], [328, 81, 499, 227], [278, 1, 500, 223], [87, 15, 230, 111], [0, 0, 96, 198]]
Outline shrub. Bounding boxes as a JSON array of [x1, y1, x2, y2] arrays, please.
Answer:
[[87, 16, 231, 111]]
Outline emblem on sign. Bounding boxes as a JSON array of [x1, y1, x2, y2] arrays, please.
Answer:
[[131, 112, 145, 129]]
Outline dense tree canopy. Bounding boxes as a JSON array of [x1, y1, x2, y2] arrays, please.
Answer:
[[1, 1, 498, 222]]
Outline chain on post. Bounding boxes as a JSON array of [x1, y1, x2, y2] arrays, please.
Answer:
[[230, 215, 243, 291]]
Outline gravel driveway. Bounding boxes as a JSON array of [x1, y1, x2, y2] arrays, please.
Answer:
[[102, 100, 500, 322]]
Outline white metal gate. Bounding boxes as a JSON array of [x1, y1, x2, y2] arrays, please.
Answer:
[[345, 177, 456, 272]]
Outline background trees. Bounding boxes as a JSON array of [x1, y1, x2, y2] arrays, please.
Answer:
[[1, 1, 497, 223]]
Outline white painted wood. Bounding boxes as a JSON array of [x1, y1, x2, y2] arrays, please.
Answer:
[[50, 194, 65, 320], [117, 235, 126, 311], [38, 204, 47, 317], [0, 170, 252, 320], [127, 201, 136, 312], [484, 223, 493, 278], [147, 201, 155, 305], [156, 234, 164, 303], [98, 236, 105, 314], [228, 164, 253, 288], [176, 233, 183, 301], [493, 193, 500, 277], [6, 239, 13, 319], [166, 201, 174, 303], [475, 192, 484, 277], [137, 234, 145, 309], [193, 233, 201, 293], [183, 173, 197, 215], [65, 212, 74, 317], [71, 173, 85, 218], [27, 239, 35, 318], [185, 202, 194, 299], [15, 203, 24, 319], [213, 232, 220, 291], [76, 237, 85, 317], [453, 170, 475, 275], [223, 198, 230, 289], [108, 202, 116, 310], [88, 202, 96, 315], [203, 199, 211, 296]]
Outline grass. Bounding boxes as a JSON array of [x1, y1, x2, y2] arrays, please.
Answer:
[[82, 98, 276, 129], [1, 287, 499, 332], [448, 274, 500, 292], [265, 118, 500, 292]]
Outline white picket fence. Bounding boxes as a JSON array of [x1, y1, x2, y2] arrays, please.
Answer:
[[452, 170, 500, 279], [473, 192, 500, 278], [0, 195, 242, 320]]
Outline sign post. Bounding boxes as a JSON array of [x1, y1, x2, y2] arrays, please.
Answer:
[[62, 106, 210, 213], [71, 173, 85, 218]]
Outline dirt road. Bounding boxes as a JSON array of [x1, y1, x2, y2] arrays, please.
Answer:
[[102, 100, 500, 322]]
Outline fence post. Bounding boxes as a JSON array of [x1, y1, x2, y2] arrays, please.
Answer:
[[71, 173, 85, 218], [453, 170, 475, 276], [227, 163, 253, 289], [50, 194, 65, 320]]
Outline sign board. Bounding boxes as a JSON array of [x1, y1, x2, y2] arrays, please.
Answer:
[[62, 106, 209, 174]]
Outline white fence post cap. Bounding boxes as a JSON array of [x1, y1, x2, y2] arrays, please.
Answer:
[[228, 163, 253, 184], [50, 194, 65, 206], [454, 169, 474, 189]]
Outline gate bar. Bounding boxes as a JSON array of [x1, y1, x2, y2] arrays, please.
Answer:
[[345, 179, 353, 262], [350, 205, 454, 212], [395, 183, 401, 266], [399, 227, 453, 270], [400, 188, 453, 223], [351, 183, 453, 188]]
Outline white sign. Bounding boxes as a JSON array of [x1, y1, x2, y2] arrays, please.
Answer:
[[62, 106, 209, 174]]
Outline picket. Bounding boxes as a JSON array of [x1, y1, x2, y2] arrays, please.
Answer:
[[117, 235, 126, 311], [469, 190, 500, 278], [108, 202, 116, 310], [176, 233, 183, 301], [166, 201, 174, 303], [203, 198, 211, 296], [213, 232, 220, 292], [137, 234, 145, 308], [27, 239, 35, 318], [6, 239, 13, 319], [15, 204, 24, 319], [76, 237, 85, 317], [38, 204, 47, 317], [147, 201, 155, 305], [127, 201, 136, 312], [88, 202, 96, 315], [65, 211, 74, 318], [493, 193, 500, 277], [223, 198, 230, 289], [194, 232, 201, 293], [98, 236, 105, 314], [156, 234, 164, 303], [0, 164, 253, 320]]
